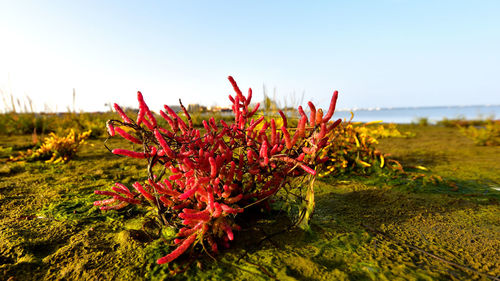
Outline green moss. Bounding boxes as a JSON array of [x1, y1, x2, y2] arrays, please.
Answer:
[[1, 126, 499, 280], [377, 125, 500, 184]]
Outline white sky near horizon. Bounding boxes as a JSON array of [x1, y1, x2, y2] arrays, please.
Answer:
[[0, 0, 499, 113]]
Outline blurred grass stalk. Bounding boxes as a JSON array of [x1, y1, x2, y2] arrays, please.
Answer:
[[0, 89, 113, 138]]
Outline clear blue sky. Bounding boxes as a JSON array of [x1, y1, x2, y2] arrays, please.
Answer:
[[1, 0, 499, 112]]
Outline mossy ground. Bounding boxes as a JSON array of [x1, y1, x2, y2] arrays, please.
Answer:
[[1, 125, 499, 280]]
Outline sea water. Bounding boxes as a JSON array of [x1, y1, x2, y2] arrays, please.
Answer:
[[334, 105, 500, 124]]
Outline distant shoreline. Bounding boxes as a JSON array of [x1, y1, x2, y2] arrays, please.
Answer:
[[337, 104, 500, 112], [334, 104, 500, 124]]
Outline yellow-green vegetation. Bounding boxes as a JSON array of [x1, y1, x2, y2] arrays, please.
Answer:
[[0, 112, 115, 138], [437, 117, 496, 128], [458, 120, 500, 146], [358, 121, 415, 139], [1, 124, 499, 280], [319, 121, 412, 177], [10, 129, 92, 163], [376, 124, 500, 187]]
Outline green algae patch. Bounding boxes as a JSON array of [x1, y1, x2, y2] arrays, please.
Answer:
[[376, 124, 500, 186], [1, 126, 500, 280]]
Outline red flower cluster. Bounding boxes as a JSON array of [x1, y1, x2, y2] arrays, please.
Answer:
[[94, 76, 340, 264]]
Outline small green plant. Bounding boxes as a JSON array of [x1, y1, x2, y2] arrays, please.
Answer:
[[437, 117, 495, 127], [318, 117, 431, 176], [415, 117, 429, 126], [459, 120, 500, 146], [356, 121, 415, 139], [319, 119, 396, 177], [10, 129, 92, 163]]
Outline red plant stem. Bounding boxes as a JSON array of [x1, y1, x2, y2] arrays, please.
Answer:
[[322, 90, 338, 123], [137, 91, 157, 128], [113, 103, 132, 123], [154, 129, 175, 158], [246, 88, 252, 106], [112, 185, 134, 198], [270, 144, 279, 155], [143, 118, 155, 130], [157, 234, 197, 264], [178, 223, 202, 237], [296, 152, 305, 162], [297, 115, 307, 138], [316, 123, 327, 142], [247, 116, 264, 132], [270, 119, 277, 145], [213, 202, 222, 217], [281, 126, 292, 149], [220, 203, 243, 214], [316, 109, 323, 123], [159, 196, 173, 207], [132, 182, 155, 201], [168, 174, 182, 182], [100, 201, 128, 210], [298, 106, 308, 123], [209, 156, 217, 178], [113, 194, 141, 205], [225, 194, 243, 204], [115, 128, 142, 144], [93, 198, 116, 206], [180, 100, 193, 129], [178, 187, 198, 200], [106, 122, 115, 136], [137, 107, 145, 126], [160, 110, 178, 132], [278, 110, 288, 128], [112, 149, 146, 158], [164, 105, 188, 132], [277, 156, 316, 175], [290, 116, 306, 146], [172, 201, 191, 210], [227, 76, 244, 99], [248, 103, 260, 118], [179, 210, 210, 221], [224, 223, 234, 241], [299, 163, 316, 175], [327, 118, 342, 132], [259, 129, 270, 144], [202, 120, 211, 133], [308, 101, 316, 127], [209, 117, 219, 131], [302, 147, 314, 154]]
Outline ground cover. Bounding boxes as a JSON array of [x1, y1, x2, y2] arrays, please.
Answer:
[[0, 124, 499, 280]]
